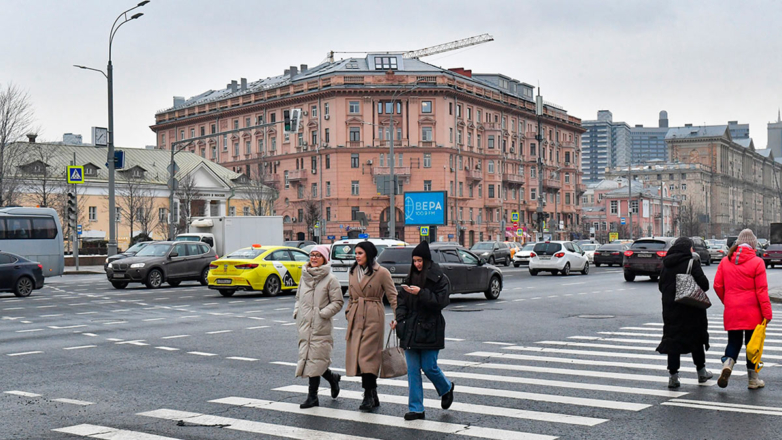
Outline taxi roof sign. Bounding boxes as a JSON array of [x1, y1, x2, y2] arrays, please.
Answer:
[[67, 166, 85, 184]]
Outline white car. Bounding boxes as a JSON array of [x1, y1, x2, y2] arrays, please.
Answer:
[[529, 241, 590, 276], [330, 238, 408, 292], [513, 243, 536, 267], [580, 243, 599, 263]]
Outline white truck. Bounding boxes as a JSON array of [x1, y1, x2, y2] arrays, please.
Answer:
[[176, 216, 284, 257]]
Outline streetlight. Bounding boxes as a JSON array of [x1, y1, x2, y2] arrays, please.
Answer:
[[387, 83, 422, 239], [74, 1, 148, 256]]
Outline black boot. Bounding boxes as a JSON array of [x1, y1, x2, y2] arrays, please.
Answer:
[[359, 389, 375, 412], [300, 377, 320, 409], [371, 388, 380, 408], [323, 369, 341, 399]]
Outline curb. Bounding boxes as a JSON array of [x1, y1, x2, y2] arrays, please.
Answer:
[[769, 288, 782, 304], [63, 271, 105, 275]]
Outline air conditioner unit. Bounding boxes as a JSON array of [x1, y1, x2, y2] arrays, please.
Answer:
[[450, 167, 454, 172], [291, 217, 297, 222], [324, 115, 330, 120], [302, 145, 308, 151], [311, 169, 317, 174], [275, 161, 280, 165], [367, 160, 373, 165], [302, 110, 308, 116]]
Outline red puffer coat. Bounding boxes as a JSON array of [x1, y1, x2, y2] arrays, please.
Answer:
[[714, 245, 773, 330]]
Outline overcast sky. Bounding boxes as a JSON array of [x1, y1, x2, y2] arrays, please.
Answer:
[[3, 0, 781, 149]]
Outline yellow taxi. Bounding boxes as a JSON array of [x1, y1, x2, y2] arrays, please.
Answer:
[[207, 245, 310, 297]]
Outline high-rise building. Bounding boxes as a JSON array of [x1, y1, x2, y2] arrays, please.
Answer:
[[630, 111, 669, 164], [581, 110, 630, 182], [768, 110, 782, 157]]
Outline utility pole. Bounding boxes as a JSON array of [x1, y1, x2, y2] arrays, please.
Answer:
[[660, 180, 665, 236], [628, 165, 633, 240], [535, 88, 544, 241]]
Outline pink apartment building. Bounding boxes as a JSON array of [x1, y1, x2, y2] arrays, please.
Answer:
[[151, 56, 585, 245]]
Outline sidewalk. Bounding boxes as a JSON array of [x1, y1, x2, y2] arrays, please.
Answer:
[[63, 265, 105, 275], [769, 286, 782, 304]]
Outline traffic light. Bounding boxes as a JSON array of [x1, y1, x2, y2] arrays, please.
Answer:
[[66, 191, 77, 230], [283, 110, 291, 132], [283, 109, 302, 134]]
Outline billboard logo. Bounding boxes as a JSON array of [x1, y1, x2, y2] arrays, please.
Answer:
[[403, 191, 447, 226]]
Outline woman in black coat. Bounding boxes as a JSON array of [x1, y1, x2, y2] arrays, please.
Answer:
[[656, 237, 712, 388], [393, 241, 454, 421]]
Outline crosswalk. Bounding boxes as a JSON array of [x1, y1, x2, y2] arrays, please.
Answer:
[[51, 321, 781, 439]]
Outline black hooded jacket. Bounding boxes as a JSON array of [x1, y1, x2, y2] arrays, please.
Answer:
[[395, 252, 450, 351], [656, 240, 711, 355]]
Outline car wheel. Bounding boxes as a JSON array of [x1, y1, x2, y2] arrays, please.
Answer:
[[504, 257, 510, 267], [200, 267, 210, 286], [263, 274, 282, 297], [145, 269, 164, 289], [561, 263, 571, 276], [650, 275, 659, 281], [529, 269, 538, 276], [581, 261, 590, 275], [168, 280, 181, 287], [219, 289, 236, 297], [13, 276, 34, 297], [484, 275, 501, 300], [489, 256, 495, 265], [624, 272, 636, 282], [111, 281, 129, 289], [595, 263, 601, 267], [705, 258, 711, 266]]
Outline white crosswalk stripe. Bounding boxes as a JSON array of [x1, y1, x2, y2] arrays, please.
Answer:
[[53, 424, 180, 439]]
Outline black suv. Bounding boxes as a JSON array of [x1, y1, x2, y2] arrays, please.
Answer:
[[377, 243, 503, 300], [106, 241, 217, 289], [470, 241, 512, 266], [623, 237, 676, 282]]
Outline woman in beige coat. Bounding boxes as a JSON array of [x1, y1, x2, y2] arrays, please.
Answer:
[[345, 241, 397, 412], [294, 245, 344, 409]]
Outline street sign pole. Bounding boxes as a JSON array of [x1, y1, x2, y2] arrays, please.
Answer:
[[72, 152, 79, 270]]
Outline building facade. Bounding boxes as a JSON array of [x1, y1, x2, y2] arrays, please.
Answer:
[[581, 110, 630, 182], [768, 111, 782, 157], [150, 56, 586, 245]]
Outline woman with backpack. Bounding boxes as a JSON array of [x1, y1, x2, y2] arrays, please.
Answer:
[[714, 229, 773, 389]]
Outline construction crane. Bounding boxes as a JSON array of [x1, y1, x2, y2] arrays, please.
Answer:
[[322, 34, 494, 64]]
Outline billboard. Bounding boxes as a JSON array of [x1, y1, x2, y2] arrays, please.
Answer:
[[404, 191, 447, 226]]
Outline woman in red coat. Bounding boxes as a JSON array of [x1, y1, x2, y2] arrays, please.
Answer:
[[714, 229, 773, 389]]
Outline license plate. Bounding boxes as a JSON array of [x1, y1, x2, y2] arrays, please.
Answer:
[[539, 256, 551, 260], [637, 254, 652, 258], [393, 277, 406, 284], [113, 273, 125, 278], [332, 267, 348, 272], [216, 279, 232, 285]]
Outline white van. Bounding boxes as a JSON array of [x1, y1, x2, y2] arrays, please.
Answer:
[[330, 238, 408, 292]]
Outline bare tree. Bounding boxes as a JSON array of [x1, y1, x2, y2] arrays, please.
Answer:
[[243, 172, 278, 216], [302, 191, 321, 241], [117, 175, 148, 242], [136, 188, 157, 239], [676, 201, 703, 237], [24, 143, 67, 210], [172, 173, 203, 237], [0, 83, 35, 206]]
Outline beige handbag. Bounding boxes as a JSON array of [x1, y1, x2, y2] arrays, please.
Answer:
[[380, 329, 407, 378]]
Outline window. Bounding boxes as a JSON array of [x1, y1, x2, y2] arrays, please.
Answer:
[[324, 103, 329, 116], [115, 207, 121, 223], [467, 132, 472, 146], [682, 183, 687, 190], [424, 180, 432, 191], [348, 101, 360, 114], [326, 182, 331, 197], [326, 207, 331, 221], [325, 154, 331, 169], [311, 156, 317, 172], [223, 135, 228, 152], [682, 195, 687, 201], [325, 128, 330, 144], [457, 130, 463, 145], [488, 160, 494, 174], [488, 136, 494, 149], [245, 140, 251, 155], [284, 170, 289, 188], [469, 184, 473, 197], [488, 184, 495, 198], [459, 182, 463, 197], [180, 130, 185, 140], [229, 206, 236, 216], [531, 167, 536, 179], [351, 206, 359, 220], [423, 153, 431, 168], [681, 173, 687, 180], [89, 206, 97, 221], [233, 142, 239, 156], [243, 206, 250, 216], [233, 120, 239, 130], [270, 112, 276, 123], [311, 130, 317, 146], [351, 154, 359, 168], [449, 128, 453, 142], [531, 188, 537, 200], [374, 56, 398, 70], [456, 104, 462, 118], [565, 172, 570, 183], [422, 127, 433, 142], [190, 128, 195, 138], [478, 184, 483, 197], [158, 208, 166, 222], [258, 138, 264, 153], [311, 183, 318, 198], [211, 123, 216, 134], [297, 209, 303, 222], [161, 133, 166, 146], [610, 200, 618, 215], [311, 105, 317, 118], [631, 200, 639, 213], [530, 143, 536, 157], [297, 132, 304, 146], [421, 101, 432, 113], [297, 185, 304, 198], [349, 127, 360, 141], [467, 107, 472, 120], [211, 146, 217, 159]]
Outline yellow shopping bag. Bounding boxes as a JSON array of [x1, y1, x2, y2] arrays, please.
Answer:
[[746, 319, 767, 373]]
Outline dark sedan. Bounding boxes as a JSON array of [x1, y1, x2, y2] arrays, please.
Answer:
[[0, 251, 44, 297], [104, 241, 153, 270], [593, 244, 628, 267], [470, 241, 512, 266], [106, 241, 217, 289], [762, 244, 782, 268], [623, 237, 676, 282], [378, 243, 503, 300]]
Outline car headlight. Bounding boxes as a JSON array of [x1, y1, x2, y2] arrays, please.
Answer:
[[105, 258, 109, 264], [130, 263, 146, 268]]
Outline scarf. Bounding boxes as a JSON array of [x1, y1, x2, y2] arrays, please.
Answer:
[[356, 264, 370, 284], [302, 263, 331, 286]]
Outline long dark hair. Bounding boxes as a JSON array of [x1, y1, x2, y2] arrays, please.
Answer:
[[350, 241, 378, 276]]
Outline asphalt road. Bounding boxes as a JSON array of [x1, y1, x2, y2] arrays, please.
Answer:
[[2, 262, 781, 439]]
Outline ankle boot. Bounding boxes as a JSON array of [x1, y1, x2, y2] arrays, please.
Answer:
[[718, 358, 735, 388], [371, 388, 380, 408], [748, 369, 766, 389], [324, 371, 341, 399], [668, 373, 680, 389], [697, 367, 713, 383], [300, 379, 320, 409], [359, 389, 376, 412]]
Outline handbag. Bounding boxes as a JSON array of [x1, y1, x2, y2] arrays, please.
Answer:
[[674, 259, 712, 309], [380, 329, 407, 378], [747, 319, 767, 373]]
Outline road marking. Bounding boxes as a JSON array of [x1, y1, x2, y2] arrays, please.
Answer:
[[247, 316, 266, 320], [39, 314, 65, 317], [111, 309, 132, 312], [483, 342, 514, 346], [547, 295, 559, 298], [203, 302, 219, 306], [161, 335, 190, 339], [501, 346, 750, 368], [81, 333, 98, 337], [561, 282, 586, 286], [4, 391, 41, 397], [275, 385, 607, 426], [206, 330, 233, 334], [7, 351, 43, 356], [281, 322, 297, 326], [102, 321, 127, 325], [155, 347, 179, 351], [662, 398, 782, 416], [143, 318, 166, 322], [226, 356, 258, 362], [247, 326, 270, 330], [53, 424, 180, 439], [3, 307, 24, 311], [52, 398, 94, 406], [64, 345, 97, 350], [536, 340, 782, 360], [16, 328, 44, 333], [105, 338, 123, 342], [188, 352, 217, 357], [76, 312, 98, 315], [530, 297, 541, 300], [275, 307, 291, 311], [208, 397, 556, 440], [116, 340, 149, 346], [512, 298, 526, 302], [137, 409, 373, 440], [179, 315, 200, 319], [444, 338, 465, 342]]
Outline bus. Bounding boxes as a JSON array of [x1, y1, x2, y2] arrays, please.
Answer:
[[0, 207, 64, 277]]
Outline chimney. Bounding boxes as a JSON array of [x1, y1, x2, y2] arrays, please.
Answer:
[[230, 80, 238, 93], [284, 69, 290, 76], [684, 123, 692, 127], [289, 66, 298, 77], [173, 96, 185, 107], [240, 78, 247, 91], [300, 64, 308, 73], [27, 133, 37, 143]]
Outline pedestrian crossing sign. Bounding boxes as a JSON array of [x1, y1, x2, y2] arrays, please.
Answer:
[[420, 226, 429, 236], [67, 166, 85, 184]]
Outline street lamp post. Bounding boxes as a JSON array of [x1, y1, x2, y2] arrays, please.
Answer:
[[75, 1, 148, 256], [388, 83, 421, 239]]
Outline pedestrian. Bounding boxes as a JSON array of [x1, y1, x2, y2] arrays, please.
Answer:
[[345, 241, 398, 412], [714, 229, 773, 389], [293, 245, 344, 409], [656, 236, 712, 388], [394, 241, 454, 421]]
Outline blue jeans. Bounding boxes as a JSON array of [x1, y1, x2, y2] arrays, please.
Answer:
[[722, 329, 756, 369], [405, 349, 451, 413]]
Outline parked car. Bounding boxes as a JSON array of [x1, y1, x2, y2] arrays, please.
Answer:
[[470, 241, 512, 266], [283, 240, 318, 249], [762, 244, 782, 268], [529, 241, 590, 276], [104, 241, 153, 271], [513, 243, 536, 267], [0, 251, 44, 297], [105, 241, 217, 289], [622, 237, 676, 282], [708, 243, 729, 263], [208, 245, 309, 297], [593, 243, 629, 267], [377, 243, 503, 300], [580, 243, 599, 263], [690, 237, 711, 266], [330, 238, 408, 293]]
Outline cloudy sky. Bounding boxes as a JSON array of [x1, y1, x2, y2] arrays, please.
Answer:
[[3, 0, 781, 148]]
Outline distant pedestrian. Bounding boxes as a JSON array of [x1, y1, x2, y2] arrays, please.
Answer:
[[714, 229, 773, 389], [345, 241, 398, 412], [394, 241, 454, 421], [294, 245, 344, 409], [656, 237, 712, 388]]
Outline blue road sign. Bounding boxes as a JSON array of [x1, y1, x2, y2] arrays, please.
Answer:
[[358, 233, 369, 239], [341, 236, 349, 239], [77, 224, 83, 235], [339, 224, 344, 229], [511, 212, 519, 222], [66, 166, 84, 184], [420, 226, 429, 237], [448, 234, 454, 239], [404, 191, 447, 226], [106, 151, 125, 169], [327, 235, 336, 240], [620, 217, 626, 225]]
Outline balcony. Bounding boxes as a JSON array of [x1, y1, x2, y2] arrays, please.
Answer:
[[543, 178, 562, 189], [287, 169, 309, 182], [419, 141, 434, 148], [371, 166, 411, 177], [484, 199, 502, 208], [502, 173, 524, 185], [376, 139, 403, 147], [348, 140, 362, 148], [562, 161, 578, 170], [525, 131, 539, 140], [464, 169, 483, 182], [577, 183, 587, 194], [262, 174, 280, 186]]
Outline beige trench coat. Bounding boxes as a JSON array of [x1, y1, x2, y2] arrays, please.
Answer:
[[293, 263, 344, 378], [345, 263, 397, 376]]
